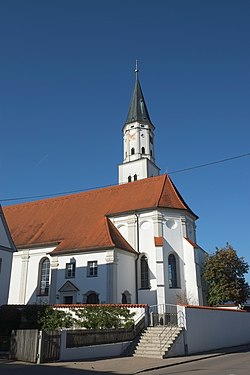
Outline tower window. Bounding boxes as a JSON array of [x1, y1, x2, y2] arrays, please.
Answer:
[[150, 136, 153, 144], [150, 150, 153, 156], [134, 174, 137, 181], [128, 176, 132, 182], [131, 148, 135, 155], [141, 147, 145, 154]]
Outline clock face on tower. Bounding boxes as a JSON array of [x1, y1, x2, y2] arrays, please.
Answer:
[[128, 132, 136, 140]]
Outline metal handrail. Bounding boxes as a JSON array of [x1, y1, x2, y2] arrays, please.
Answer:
[[159, 311, 185, 352]]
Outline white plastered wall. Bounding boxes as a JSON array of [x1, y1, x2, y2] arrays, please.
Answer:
[[56, 251, 108, 304], [0, 216, 12, 248], [8, 246, 55, 304], [112, 208, 203, 307], [0, 248, 14, 305], [116, 250, 136, 304]]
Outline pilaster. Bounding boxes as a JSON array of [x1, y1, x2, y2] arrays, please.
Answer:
[[19, 250, 30, 304], [49, 256, 59, 304], [105, 251, 118, 303]]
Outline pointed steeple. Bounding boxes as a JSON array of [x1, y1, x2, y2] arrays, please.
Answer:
[[118, 63, 160, 184], [125, 63, 152, 126]]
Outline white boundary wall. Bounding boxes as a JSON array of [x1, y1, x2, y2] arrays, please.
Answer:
[[178, 305, 250, 355], [60, 330, 131, 361], [57, 305, 147, 361]]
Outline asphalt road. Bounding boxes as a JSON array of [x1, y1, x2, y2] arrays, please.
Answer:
[[142, 350, 250, 375], [1, 349, 250, 375]]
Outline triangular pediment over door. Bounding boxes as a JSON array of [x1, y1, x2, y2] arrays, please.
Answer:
[[58, 281, 79, 292]]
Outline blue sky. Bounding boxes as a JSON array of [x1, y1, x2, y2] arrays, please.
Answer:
[[0, 1, 249, 278]]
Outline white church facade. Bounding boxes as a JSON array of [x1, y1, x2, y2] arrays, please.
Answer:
[[3, 69, 207, 307], [0, 205, 15, 306]]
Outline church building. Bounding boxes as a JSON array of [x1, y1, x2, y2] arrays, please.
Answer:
[[3, 68, 207, 307], [0, 205, 16, 306]]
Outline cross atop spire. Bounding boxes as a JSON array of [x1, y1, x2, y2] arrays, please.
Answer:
[[135, 60, 139, 80], [125, 64, 152, 126]]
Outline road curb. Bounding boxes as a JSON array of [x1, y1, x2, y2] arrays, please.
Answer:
[[132, 352, 226, 374]]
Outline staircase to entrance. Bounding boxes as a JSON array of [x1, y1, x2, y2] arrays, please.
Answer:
[[133, 304, 185, 359]]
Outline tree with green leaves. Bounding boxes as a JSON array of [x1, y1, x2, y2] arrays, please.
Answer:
[[38, 306, 74, 330], [204, 243, 250, 306], [74, 306, 135, 329]]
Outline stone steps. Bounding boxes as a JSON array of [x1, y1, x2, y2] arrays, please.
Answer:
[[133, 326, 183, 359]]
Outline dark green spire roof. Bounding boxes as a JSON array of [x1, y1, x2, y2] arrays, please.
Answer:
[[125, 72, 152, 126]]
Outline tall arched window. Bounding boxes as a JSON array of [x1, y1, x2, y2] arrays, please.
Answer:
[[141, 147, 145, 154], [134, 174, 137, 181], [131, 147, 135, 155], [128, 176, 132, 182], [38, 258, 50, 296], [168, 254, 177, 288], [141, 255, 149, 289]]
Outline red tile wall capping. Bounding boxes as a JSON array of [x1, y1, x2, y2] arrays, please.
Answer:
[[53, 304, 148, 308], [181, 305, 246, 313], [3, 174, 197, 255]]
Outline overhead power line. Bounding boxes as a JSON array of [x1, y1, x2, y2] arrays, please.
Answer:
[[1, 152, 249, 203], [168, 152, 250, 175]]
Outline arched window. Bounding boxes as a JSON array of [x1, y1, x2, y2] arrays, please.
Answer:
[[134, 174, 137, 181], [86, 292, 99, 304], [128, 175, 132, 182], [141, 255, 149, 289], [131, 147, 135, 155], [121, 290, 131, 304], [38, 258, 50, 296], [150, 150, 153, 157], [141, 147, 145, 154], [168, 254, 178, 288]]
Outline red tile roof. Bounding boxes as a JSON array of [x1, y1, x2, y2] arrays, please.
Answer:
[[3, 174, 197, 255], [184, 237, 199, 248]]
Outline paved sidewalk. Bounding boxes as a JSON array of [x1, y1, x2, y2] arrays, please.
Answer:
[[44, 344, 250, 374], [1, 344, 250, 374]]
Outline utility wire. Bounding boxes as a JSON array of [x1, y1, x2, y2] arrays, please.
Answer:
[[168, 152, 250, 175], [1, 152, 249, 203]]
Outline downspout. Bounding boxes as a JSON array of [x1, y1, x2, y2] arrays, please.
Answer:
[[135, 212, 139, 304]]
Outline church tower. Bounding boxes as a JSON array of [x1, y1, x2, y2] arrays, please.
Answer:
[[118, 65, 160, 184]]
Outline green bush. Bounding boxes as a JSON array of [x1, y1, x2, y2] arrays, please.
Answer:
[[74, 306, 135, 329], [38, 306, 74, 330]]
